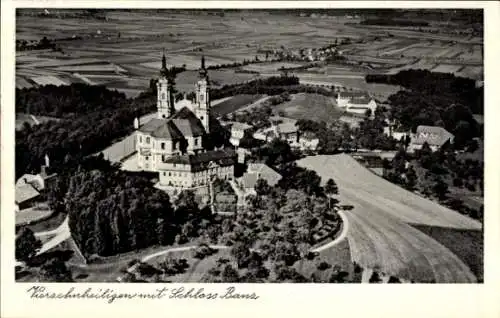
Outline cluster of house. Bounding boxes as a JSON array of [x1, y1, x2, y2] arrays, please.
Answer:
[[270, 46, 343, 62], [236, 163, 282, 199], [124, 54, 322, 196], [407, 125, 455, 152], [383, 124, 455, 152], [336, 91, 378, 116], [332, 91, 455, 153], [222, 116, 320, 153]]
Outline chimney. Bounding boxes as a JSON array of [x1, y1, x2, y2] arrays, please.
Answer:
[[40, 165, 47, 178], [44, 154, 50, 168], [134, 117, 139, 129]]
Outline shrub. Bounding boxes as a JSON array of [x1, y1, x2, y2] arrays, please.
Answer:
[[193, 244, 217, 259], [317, 261, 332, 271]]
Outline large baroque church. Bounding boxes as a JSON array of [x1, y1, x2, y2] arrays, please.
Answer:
[[134, 53, 236, 189]]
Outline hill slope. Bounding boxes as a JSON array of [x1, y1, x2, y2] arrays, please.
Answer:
[[297, 154, 481, 283]]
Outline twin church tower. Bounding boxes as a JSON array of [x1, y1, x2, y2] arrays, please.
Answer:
[[134, 51, 236, 187], [156, 51, 210, 133]]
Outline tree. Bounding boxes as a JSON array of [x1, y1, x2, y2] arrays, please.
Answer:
[[159, 257, 189, 275], [231, 242, 252, 268], [273, 241, 301, 266], [221, 265, 240, 283], [254, 178, 271, 196], [317, 261, 332, 271], [368, 271, 382, 283], [324, 178, 338, 196], [38, 258, 73, 282], [328, 265, 349, 283], [405, 166, 417, 191], [16, 227, 42, 263], [433, 177, 449, 201], [273, 263, 309, 282], [453, 177, 464, 188], [388, 276, 401, 283]]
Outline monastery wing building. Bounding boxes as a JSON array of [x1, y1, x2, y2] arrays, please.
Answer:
[[134, 54, 236, 189]]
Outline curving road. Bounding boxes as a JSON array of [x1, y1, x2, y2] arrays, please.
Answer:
[[311, 210, 349, 253], [297, 154, 481, 283]]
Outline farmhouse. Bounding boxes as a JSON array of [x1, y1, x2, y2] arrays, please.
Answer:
[[15, 183, 41, 210], [408, 125, 454, 152], [336, 91, 377, 116], [237, 163, 282, 196], [221, 121, 253, 147], [293, 132, 320, 151], [134, 54, 236, 189], [15, 158, 57, 210], [383, 126, 410, 142], [253, 117, 299, 144], [252, 116, 320, 151]]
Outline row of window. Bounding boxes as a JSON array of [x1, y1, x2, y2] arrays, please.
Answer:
[[162, 175, 232, 188], [163, 171, 188, 177], [161, 168, 232, 178], [138, 136, 199, 149]]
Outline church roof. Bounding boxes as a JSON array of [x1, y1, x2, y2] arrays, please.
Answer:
[[152, 121, 184, 139], [138, 107, 206, 139], [171, 107, 206, 137], [164, 148, 236, 166]]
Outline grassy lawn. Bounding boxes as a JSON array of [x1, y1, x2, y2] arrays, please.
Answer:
[[273, 93, 342, 124], [147, 249, 233, 282], [71, 244, 171, 282], [16, 207, 53, 226], [144, 241, 354, 283], [211, 94, 265, 116], [21, 212, 66, 233], [294, 238, 354, 282], [412, 163, 482, 205], [297, 154, 480, 283], [411, 224, 483, 282], [457, 141, 484, 162]]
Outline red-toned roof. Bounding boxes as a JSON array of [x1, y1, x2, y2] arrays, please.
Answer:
[[15, 184, 40, 204], [412, 125, 454, 147], [138, 107, 206, 139], [338, 91, 370, 99]]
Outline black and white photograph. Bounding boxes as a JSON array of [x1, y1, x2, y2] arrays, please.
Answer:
[[9, 6, 488, 286]]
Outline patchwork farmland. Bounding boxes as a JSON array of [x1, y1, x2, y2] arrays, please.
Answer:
[[14, 9, 484, 285], [16, 9, 482, 104]]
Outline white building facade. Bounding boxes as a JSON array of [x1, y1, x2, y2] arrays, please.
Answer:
[[337, 91, 377, 116], [134, 54, 236, 189]]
